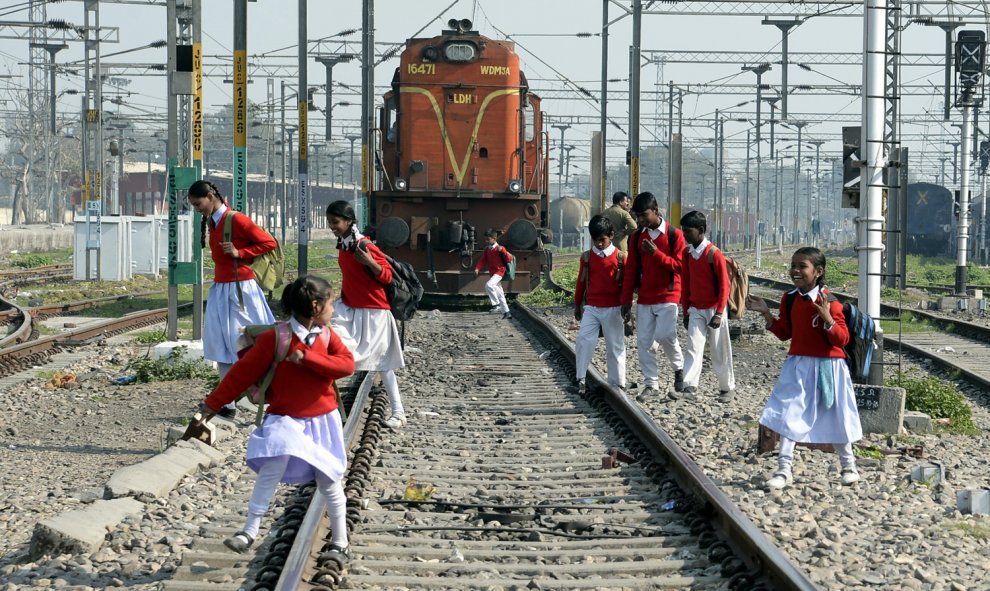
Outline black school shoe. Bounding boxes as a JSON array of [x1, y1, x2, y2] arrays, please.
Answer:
[[673, 369, 685, 392], [218, 406, 237, 420], [324, 543, 351, 565], [223, 531, 254, 553]]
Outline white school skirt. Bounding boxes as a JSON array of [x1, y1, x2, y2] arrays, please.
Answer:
[[204, 280, 275, 365], [759, 355, 863, 444], [246, 411, 347, 484], [330, 301, 405, 372]]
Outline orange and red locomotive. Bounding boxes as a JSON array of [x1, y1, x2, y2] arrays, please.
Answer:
[[370, 19, 550, 295]]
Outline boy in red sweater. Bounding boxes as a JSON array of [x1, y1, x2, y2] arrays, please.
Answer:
[[474, 228, 512, 319], [677, 211, 735, 403], [573, 215, 626, 392], [621, 192, 685, 401]]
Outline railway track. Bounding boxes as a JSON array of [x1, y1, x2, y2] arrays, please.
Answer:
[[169, 306, 818, 591]]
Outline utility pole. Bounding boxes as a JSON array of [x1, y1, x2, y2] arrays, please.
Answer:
[[761, 18, 802, 120], [763, 95, 780, 252], [83, 0, 104, 280], [346, 133, 360, 208], [947, 141, 960, 183], [316, 53, 355, 143], [232, 0, 247, 212], [628, 0, 642, 197], [809, 139, 825, 246], [297, 0, 309, 276], [551, 124, 570, 199], [597, 0, 609, 215], [360, 0, 375, 230], [792, 120, 807, 243], [742, 63, 771, 266]]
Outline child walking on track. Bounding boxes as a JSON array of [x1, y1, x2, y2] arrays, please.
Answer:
[[676, 211, 735, 403], [620, 192, 686, 402], [200, 275, 355, 561], [474, 228, 513, 319], [573, 215, 626, 392], [325, 200, 408, 430], [745, 247, 862, 490], [188, 180, 277, 420]]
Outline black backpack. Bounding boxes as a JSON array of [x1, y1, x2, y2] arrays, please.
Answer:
[[360, 239, 424, 322], [782, 291, 877, 382]]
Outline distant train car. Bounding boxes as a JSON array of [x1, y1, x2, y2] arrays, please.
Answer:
[[906, 182, 953, 256], [370, 19, 550, 295], [550, 196, 591, 249]]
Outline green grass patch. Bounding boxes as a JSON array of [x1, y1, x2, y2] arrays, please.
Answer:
[[126, 347, 216, 383], [36, 369, 58, 381], [886, 370, 979, 435], [5, 248, 73, 269], [854, 446, 886, 460], [880, 311, 938, 335], [518, 287, 572, 308], [944, 521, 990, 540]]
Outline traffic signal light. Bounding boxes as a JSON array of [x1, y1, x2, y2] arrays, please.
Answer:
[[956, 30, 986, 91], [842, 126, 861, 208]]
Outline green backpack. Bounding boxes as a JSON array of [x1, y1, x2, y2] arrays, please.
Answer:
[[499, 248, 516, 282], [222, 211, 285, 307]]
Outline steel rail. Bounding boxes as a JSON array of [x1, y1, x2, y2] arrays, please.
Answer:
[[275, 371, 376, 591], [514, 303, 819, 590]]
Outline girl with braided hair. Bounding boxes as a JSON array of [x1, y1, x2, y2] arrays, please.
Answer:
[[200, 275, 354, 560], [188, 180, 277, 419]]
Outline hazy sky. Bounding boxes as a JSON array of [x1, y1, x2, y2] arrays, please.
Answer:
[[0, 0, 981, 185]]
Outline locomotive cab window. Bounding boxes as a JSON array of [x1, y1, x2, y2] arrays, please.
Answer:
[[524, 97, 536, 142], [384, 96, 397, 143]]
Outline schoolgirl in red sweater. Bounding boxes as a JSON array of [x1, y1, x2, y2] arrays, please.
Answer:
[[201, 275, 355, 561], [746, 247, 862, 490], [188, 180, 277, 419], [573, 215, 626, 391], [620, 192, 686, 401], [678, 210, 735, 402], [325, 200, 407, 429]]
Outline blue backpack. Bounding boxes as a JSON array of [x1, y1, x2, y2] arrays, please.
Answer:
[[783, 291, 877, 382]]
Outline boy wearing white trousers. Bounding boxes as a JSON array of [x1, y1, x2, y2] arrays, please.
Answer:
[[676, 210, 735, 402], [573, 215, 626, 391], [474, 228, 513, 319]]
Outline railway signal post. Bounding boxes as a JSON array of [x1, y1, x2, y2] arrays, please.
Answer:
[[953, 30, 986, 296]]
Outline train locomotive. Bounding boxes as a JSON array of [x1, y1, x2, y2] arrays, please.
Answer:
[[369, 19, 550, 295], [905, 182, 954, 256]]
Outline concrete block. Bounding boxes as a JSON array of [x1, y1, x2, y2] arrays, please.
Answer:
[[30, 498, 144, 559], [151, 340, 215, 367], [106, 440, 218, 499], [903, 410, 933, 433], [937, 296, 959, 311], [855, 385, 906, 435], [957, 489, 990, 515], [910, 461, 945, 485]]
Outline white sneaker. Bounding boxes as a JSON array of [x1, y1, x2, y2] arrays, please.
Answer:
[[766, 469, 792, 490], [840, 467, 860, 485], [384, 413, 407, 429]]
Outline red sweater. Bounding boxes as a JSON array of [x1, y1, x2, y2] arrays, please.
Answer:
[[620, 225, 684, 305], [681, 243, 729, 315], [574, 250, 623, 308], [204, 327, 355, 417], [339, 238, 392, 309], [474, 245, 511, 276], [208, 210, 278, 283], [769, 291, 849, 358]]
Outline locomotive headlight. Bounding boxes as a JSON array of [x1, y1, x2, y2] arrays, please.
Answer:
[[444, 42, 477, 62], [506, 179, 521, 194], [395, 177, 409, 191]]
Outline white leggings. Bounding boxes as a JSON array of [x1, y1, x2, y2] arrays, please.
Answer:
[[217, 363, 237, 411], [777, 437, 856, 471], [484, 274, 509, 313], [381, 369, 404, 416], [244, 455, 348, 548]]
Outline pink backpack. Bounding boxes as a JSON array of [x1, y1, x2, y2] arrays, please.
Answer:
[[235, 321, 330, 426]]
